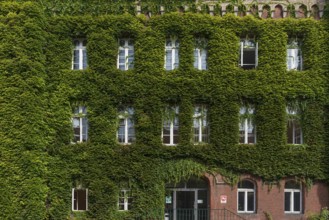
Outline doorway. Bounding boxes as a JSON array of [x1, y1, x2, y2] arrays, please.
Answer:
[[165, 177, 209, 220]]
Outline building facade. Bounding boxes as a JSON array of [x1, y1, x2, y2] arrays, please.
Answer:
[[0, 0, 329, 219]]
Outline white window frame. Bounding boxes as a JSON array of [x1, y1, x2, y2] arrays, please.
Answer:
[[239, 107, 256, 144], [117, 107, 135, 144], [72, 106, 88, 143], [117, 38, 134, 70], [118, 189, 132, 211], [286, 108, 303, 144], [287, 39, 302, 71], [72, 39, 87, 70], [284, 182, 302, 214], [165, 36, 179, 70], [194, 38, 208, 70], [193, 105, 209, 144], [162, 106, 179, 146], [237, 181, 256, 213], [239, 39, 258, 69], [72, 188, 88, 211]]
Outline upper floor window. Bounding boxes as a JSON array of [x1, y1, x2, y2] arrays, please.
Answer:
[[239, 107, 256, 144], [193, 105, 209, 143], [72, 188, 88, 211], [238, 180, 255, 213], [286, 107, 303, 144], [194, 38, 207, 70], [72, 39, 87, 70], [118, 189, 133, 211], [165, 36, 179, 70], [287, 39, 302, 71], [118, 107, 135, 144], [118, 39, 134, 70], [239, 38, 257, 70], [72, 106, 88, 143], [284, 181, 302, 214], [163, 106, 179, 145]]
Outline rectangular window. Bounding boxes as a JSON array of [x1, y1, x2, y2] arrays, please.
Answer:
[[284, 190, 301, 213], [72, 39, 87, 70], [287, 39, 302, 70], [118, 107, 135, 144], [193, 105, 209, 143], [118, 189, 133, 211], [163, 106, 179, 145], [72, 188, 88, 211], [194, 38, 207, 70], [239, 107, 256, 144], [287, 108, 303, 144], [165, 37, 179, 70], [72, 106, 88, 143], [239, 39, 257, 70], [117, 39, 134, 70]]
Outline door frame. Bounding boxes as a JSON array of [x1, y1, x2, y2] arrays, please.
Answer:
[[166, 188, 208, 220]]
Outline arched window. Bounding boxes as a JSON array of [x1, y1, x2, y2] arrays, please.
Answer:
[[238, 180, 255, 213], [311, 5, 320, 20], [261, 5, 270, 19], [250, 5, 258, 17], [274, 5, 283, 19], [284, 181, 302, 213], [298, 5, 307, 18], [238, 4, 246, 17]]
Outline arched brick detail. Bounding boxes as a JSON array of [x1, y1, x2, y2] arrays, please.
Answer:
[[274, 4, 283, 18]]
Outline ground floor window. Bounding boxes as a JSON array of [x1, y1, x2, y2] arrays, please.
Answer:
[[118, 189, 133, 211], [237, 180, 255, 213], [72, 188, 88, 211], [285, 181, 302, 213]]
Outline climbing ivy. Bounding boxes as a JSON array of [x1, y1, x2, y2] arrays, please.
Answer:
[[0, 1, 329, 219]]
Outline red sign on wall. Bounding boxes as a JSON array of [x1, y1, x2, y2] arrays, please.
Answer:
[[220, 195, 227, 204]]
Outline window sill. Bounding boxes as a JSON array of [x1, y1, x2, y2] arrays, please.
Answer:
[[118, 143, 132, 145], [163, 144, 177, 146], [238, 211, 256, 214], [284, 212, 302, 214]]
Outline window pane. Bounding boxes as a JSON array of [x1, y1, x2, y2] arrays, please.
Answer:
[[73, 117, 80, 142], [247, 192, 254, 211], [165, 50, 172, 70], [201, 49, 207, 70], [128, 49, 134, 69], [118, 119, 125, 143], [287, 121, 294, 144], [74, 189, 87, 211], [243, 50, 256, 66], [82, 118, 88, 142], [238, 192, 245, 211], [128, 119, 135, 143], [287, 49, 298, 70], [285, 192, 291, 212], [73, 190, 78, 210], [294, 192, 301, 212], [163, 135, 170, 144], [174, 48, 179, 68], [239, 180, 254, 189], [247, 120, 255, 144], [82, 49, 87, 69], [294, 121, 302, 144], [73, 50, 80, 69]]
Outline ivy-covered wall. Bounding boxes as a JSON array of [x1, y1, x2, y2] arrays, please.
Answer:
[[0, 1, 329, 219]]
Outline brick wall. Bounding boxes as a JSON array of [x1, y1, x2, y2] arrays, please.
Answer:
[[206, 174, 329, 220]]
